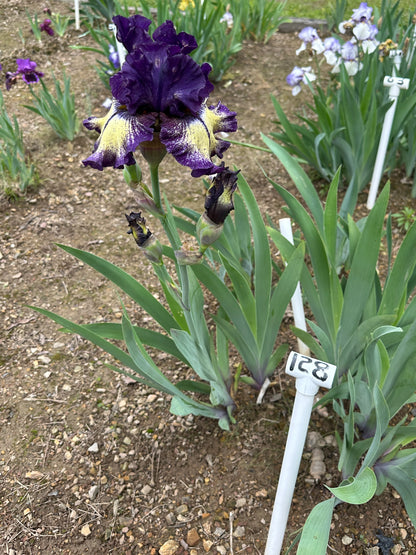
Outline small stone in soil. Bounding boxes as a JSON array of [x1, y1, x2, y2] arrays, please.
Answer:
[[159, 539, 179, 555], [186, 527, 200, 546], [80, 524, 91, 537], [233, 525, 245, 538], [88, 485, 99, 500]]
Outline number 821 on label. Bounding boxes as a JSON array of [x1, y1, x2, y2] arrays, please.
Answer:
[[285, 351, 336, 389]]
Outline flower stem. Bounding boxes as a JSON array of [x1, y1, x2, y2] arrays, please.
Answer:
[[149, 163, 163, 213], [147, 162, 191, 314]]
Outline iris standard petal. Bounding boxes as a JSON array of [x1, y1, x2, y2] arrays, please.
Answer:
[[159, 102, 237, 177], [110, 42, 213, 117], [112, 14, 152, 52], [152, 20, 197, 55], [82, 100, 155, 170]]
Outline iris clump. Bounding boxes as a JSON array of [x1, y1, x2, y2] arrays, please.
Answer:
[[285, 2, 380, 89], [83, 14, 237, 177]]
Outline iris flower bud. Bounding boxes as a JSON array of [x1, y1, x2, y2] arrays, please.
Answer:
[[204, 167, 240, 225], [126, 212, 163, 264], [132, 188, 164, 217], [123, 162, 142, 185], [196, 213, 223, 252]]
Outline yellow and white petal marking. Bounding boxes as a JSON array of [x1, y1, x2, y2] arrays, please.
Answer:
[[83, 100, 155, 169]]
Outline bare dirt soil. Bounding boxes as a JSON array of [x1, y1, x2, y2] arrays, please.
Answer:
[[1, 1, 416, 554]]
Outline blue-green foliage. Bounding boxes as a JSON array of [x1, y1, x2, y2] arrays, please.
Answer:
[[51, 13, 71, 37], [265, 136, 416, 549], [25, 10, 42, 40], [24, 72, 80, 141], [0, 90, 36, 195], [228, 0, 289, 44], [176, 174, 305, 390]]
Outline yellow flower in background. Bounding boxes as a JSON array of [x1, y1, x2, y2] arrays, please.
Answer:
[[179, 0, 195, 10]]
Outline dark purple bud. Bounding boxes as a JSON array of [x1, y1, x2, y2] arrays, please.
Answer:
[[126, 212, 163, 263], [204, 168, 240, 225], [5, 71, 18, 90], [126, 211, 151, 246], [40, 18, 55, 36]]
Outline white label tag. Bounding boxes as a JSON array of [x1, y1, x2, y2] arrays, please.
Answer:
[[285, 351, 336, 389], [383, 76, 410, 89]]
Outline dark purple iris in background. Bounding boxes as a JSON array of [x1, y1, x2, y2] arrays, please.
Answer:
[[5, 58, 44, 90], [40, 19, 54, 36]]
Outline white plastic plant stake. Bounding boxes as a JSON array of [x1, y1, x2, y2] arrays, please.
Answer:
[[279, 218, 310, 356], [74, 0, 80, 30], [109, 23, 127, 69], [367, 50, 409, 209], [265, 352, 336, 554]]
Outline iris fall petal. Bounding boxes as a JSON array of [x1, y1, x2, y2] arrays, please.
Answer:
[[83, 101, 155, 170]]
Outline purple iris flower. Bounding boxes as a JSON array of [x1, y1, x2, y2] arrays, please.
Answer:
[[351, 2, 373, 23], [5, 72, 17, 90], [83, 15, 237, 177], [40, 18, 54, 36], [16, 58, 44, 85], [5, 58, 44, 90]]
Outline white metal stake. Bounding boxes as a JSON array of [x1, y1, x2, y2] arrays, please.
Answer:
[[367, 51, 409, 209], [279, 218, 310, 356], [109, 24, 127, 69], [265, 352, 336, 554], [74, 0, 80, 30]]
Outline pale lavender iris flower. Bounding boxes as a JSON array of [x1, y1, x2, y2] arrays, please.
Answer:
[[296, 26, 324, 55], [354, 22, 379, 53], [286, 66, 316, 95], [108, 44, 120, 68], [332, 41, 362, 75], [351, 2, 373, 22], [323, 37, 341, 65]]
